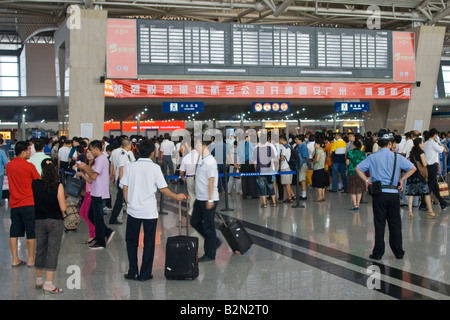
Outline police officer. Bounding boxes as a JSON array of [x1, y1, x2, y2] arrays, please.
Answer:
[[355, 129, 416, 260]]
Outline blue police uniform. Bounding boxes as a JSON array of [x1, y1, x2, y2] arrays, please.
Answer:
[[357, 147, 414, 260]]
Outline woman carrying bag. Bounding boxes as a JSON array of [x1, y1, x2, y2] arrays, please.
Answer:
[[32, 159, 67, 294], [404, 138, 438, 220]]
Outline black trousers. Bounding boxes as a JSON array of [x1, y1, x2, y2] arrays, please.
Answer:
[[109, 179, 123, 223], [421, 163, 447, 207], [125, 215, 157, 280], [240, 162, 257, 198], [371, 192, 404, 258]]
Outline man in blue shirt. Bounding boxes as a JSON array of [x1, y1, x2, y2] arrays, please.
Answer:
[[294, 135, 310, 200], [355, 129, 416, 261], [237, 135, 257, 199]]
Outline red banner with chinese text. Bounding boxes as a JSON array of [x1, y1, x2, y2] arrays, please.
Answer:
[[104, 120, 185, 132], [393, 32, 415, 83], [107, 79, 412, 100], [106, 19, 138, 79]]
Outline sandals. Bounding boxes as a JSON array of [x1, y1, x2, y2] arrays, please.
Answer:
[[408, 212, 414, 220], [283, 199, 293, 203], [43, 287, 63, 294], [261, 203, 267, 208], [84, 238, 95, 244], [11, 260, 27, 268], [427, 212, 438, 219]]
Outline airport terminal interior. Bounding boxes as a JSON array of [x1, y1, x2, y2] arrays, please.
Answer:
[[2, 0, 450, 302]]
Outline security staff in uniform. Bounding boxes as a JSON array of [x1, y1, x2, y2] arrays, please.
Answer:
[[355, 129, 416, 261]]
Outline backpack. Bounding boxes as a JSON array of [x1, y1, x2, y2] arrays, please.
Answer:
[[285, 144, 300, 171]]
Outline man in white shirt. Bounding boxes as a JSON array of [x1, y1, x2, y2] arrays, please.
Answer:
[[28, 139, 50, 176], [159, 133, 176, 183], [109, 139, 132, 225], [57, 140, 72, 171], [279, 134, 295, 202], [422, 128, 448, 210], [179, 139, 200, 216], [190, 139, 221, 262], [121, 139, 185, 281]]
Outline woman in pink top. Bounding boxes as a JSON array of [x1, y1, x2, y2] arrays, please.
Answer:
[[76, 149, 96, 244]]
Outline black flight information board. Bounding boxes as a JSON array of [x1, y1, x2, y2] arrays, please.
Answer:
[[137, 19, 393, 80]]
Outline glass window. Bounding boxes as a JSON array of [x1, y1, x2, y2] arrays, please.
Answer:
[[442, 66, 450, 97], [0, 54, 19, 96], [0, 62, 18, 76]]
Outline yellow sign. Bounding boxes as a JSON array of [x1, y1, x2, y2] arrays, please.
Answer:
[[265, 122, 286, 128], [0, 131, 11, 140]]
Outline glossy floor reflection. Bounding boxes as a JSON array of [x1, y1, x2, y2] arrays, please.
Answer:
[[1, 185, 450, 300]]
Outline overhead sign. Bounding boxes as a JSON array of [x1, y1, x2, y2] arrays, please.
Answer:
[[163, 102, 204, 113], [107, 19, 138, 79], [335, 102, 370, 112], [393, 32, 415, 83], [104, 120, 185, 132], [109, 79, 412, 100], [134, 20, 396, 80], [253, 102, 290, 113]]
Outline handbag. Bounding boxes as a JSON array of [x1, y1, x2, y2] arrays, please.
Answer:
[[412, 153, 428, 182], [368, 153, 397, 196], [438, 175, 449, 197], [64, 176, 86, 198]]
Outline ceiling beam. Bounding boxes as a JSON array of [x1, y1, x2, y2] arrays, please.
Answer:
[[430, 1, 450, 24]]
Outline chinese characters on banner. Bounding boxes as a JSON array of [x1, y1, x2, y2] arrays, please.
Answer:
[[107, 19, 138, 79], [104, 121, 185, 132], [393, 32, 415, 83], [108, 79, 412, 100]]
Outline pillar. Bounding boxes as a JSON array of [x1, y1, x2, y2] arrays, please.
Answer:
[[403, 26, 445, 133], [55, 9, 107, 140], [362, 26, 445, 135]]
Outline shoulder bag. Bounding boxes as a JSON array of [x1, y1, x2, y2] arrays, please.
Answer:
[[412, 153, 428, 182], [368, 153, 397, 196]]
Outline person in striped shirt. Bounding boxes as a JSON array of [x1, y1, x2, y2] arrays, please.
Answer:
[[330, 132, 347, 193]]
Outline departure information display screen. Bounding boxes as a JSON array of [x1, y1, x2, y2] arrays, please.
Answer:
[[134, 19, 404, 80]]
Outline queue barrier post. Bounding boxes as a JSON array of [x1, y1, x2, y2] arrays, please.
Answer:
[[220, 169, 234, 212]]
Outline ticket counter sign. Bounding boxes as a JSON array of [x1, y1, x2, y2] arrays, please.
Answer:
[[335, 102, 369, 113], [163, 102, 204, 113], [253, 102, 290, 113]]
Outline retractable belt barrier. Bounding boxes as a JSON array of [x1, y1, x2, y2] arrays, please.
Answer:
[[61, 169, 304, 215]]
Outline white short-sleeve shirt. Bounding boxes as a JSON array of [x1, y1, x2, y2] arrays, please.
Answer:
[[120, 158, 168, 219], [160, 139, 175, 156], [194, 154, 219, 201]]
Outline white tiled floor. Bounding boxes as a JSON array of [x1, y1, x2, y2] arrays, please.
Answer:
[[1, 185, 450, 300]]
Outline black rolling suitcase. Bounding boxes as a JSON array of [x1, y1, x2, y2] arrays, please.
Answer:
[[164, 197, 199, 280], [216, 212, 253, 254]]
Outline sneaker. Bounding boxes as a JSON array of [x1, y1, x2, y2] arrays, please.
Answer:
[[369, 254, 382, 261], [89, 244, 105, 250], [441, 203, 448, 210], [106, 230, 116, 245], [198, 255, 215, 262], [124, 273, 139, 281]]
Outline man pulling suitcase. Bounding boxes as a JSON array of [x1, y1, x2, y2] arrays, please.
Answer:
[[121, 139, 186, 281], [190, 139, 222, 262]]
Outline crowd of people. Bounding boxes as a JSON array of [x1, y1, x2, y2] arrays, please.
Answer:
[[2, 126, 450, 290]]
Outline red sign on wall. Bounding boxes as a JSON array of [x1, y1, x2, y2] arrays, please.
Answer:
[[108, 79, 412, 100], [106, 19, 137, 79], [393, 32, 415, 83], [104, 121, 185, 132]]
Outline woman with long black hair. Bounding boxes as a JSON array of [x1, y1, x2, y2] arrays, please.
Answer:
[[32, 158, 67, 294], [404, 138, 438, 220]]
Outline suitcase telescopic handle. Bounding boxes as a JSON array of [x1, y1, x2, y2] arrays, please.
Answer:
[[178, 196, 190, 236]]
